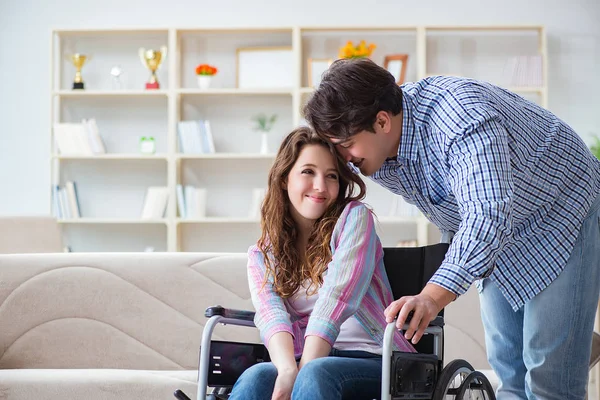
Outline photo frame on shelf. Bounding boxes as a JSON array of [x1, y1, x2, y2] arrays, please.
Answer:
[[384, 54, 409, 85], [307, 58, 333, 88], [236, 46, 294, 89]]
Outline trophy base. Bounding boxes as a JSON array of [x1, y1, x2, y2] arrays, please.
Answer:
[[72, 82, 85, 90], [145, 82, 160, 90]]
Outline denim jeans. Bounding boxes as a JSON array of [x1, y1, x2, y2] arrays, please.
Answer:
[[479, 194, 600, 399], [228, 349, 382, 400]]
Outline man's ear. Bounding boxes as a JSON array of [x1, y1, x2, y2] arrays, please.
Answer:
[[375, 111, 392, 133]]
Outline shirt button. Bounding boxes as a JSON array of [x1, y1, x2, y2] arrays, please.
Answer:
[[411, 190, 416, 195]]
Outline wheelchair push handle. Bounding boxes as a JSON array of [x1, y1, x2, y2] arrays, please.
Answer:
[[205, 305, 256, 322]]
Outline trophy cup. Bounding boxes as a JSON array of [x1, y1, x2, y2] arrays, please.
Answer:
[[139, 46, 167, 90], [69, 53, 89, 90]]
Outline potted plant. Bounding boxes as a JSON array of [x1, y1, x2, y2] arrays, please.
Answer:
[[591, 135, 600, 161], [195, 64, 218, 89], [252, 113, 277, 154], [338, 40, 376, 59]]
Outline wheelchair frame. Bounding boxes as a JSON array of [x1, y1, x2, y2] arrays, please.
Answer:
[[183, 243, 496, 400]]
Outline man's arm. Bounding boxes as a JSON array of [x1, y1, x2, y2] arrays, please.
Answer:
[[386, 114, 514, 343]]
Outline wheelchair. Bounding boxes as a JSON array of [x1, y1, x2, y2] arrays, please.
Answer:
[[175, 243, 496, 400]]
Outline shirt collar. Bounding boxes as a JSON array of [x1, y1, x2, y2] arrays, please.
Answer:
[[397, 91, 419, 162]]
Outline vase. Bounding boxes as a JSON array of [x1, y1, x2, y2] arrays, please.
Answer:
[[197, 75, 212, 90], [260, 132, 269, 154]]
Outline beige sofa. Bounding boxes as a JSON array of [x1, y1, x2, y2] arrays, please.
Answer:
[[0, 251, 495, 400]]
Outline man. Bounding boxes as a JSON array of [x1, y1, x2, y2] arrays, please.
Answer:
[[303, 57, 600, 399]]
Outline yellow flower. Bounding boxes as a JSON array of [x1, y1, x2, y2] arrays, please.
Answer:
[[338, 40, 376, 59]]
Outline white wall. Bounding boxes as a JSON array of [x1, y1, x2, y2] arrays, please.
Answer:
[[1, 0, 598, 215]]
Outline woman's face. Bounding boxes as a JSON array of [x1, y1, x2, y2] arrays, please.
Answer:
[[285, 144, 340, 227]]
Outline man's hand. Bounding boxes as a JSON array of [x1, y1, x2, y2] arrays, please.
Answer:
[[384, 283, 456, 344], [271, 367, 298, 400]]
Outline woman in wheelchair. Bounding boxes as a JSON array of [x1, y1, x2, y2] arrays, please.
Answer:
[[228, 126, 417, 400]]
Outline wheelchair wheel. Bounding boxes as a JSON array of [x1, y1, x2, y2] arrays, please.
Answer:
[[455, 371, 495, 400], [432, 359, 474, 400]]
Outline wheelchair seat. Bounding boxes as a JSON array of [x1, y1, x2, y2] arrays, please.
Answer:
[[176, 243, 496, 400]]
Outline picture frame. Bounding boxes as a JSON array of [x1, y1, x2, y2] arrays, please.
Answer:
[[384, 54, 409, 85], [307, 58, 333, 88], [236, 46, 294, 89]]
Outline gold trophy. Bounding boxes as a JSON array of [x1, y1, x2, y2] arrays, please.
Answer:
[[69, 53, 89, 90], [139, 46, 167, 90]]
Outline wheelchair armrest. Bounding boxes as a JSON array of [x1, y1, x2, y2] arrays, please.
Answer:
[[205, 305, 256, 322]]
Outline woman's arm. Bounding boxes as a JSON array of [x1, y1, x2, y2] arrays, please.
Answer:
[[298, 335, 331, 369], [247, 246, 295, 355], [304, 202, 381, 351], [267, 332, 297, 373]]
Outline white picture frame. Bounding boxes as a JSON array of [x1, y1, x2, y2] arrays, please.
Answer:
[[236, 46, 294, 89], [307, 58, 333, 88], [384, 54, 409, 85]]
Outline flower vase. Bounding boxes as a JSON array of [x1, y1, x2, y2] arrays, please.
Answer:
[[260, 132, 269, 154], [197, 75, 212, 90]]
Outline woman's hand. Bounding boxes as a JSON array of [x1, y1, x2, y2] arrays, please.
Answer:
[[271, 367, 298, 400], [384, 283, 456, 344]]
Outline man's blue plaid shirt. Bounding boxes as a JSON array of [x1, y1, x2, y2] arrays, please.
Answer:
[[369, 76, 600, 311]]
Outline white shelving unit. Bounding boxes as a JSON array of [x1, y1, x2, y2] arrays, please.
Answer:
[[50, 25, 547, 252]]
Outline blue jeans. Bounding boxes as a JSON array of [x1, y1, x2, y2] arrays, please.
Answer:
[[479, 195, 600, 399], [228, 349, 382, 400]]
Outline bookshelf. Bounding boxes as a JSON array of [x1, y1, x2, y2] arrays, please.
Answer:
[[50, 25, 548, 252]]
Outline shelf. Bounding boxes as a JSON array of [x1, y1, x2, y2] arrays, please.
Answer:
[[177, 27, 293, 34], [177, 88, 293, 96], [54, 154, 168, 160], [177, 217, 259, 224], [176, 153, 275, 160], [424, 25, 543, 32], [53, 90, 169, 97], [58, 219, 168, 224], [50, 25, 547, 252], [377, 216, 421, 223], [53, 28, 170, 36]]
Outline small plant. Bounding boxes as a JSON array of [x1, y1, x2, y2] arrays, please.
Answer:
[[195, 64, 218, 76], [338, 40, 376, 59], [252, 113, 277, 132], [591, 135, 600, 160]]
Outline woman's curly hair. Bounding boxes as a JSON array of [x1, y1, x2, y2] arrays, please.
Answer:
[[257, 126, 366, 298]]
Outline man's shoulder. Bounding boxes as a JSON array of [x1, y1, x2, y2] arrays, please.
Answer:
[[403, 76, 495, 132], [403, 75, 483, 103]]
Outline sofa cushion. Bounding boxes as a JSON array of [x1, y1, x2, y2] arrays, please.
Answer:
[[0, 252, 260, 370], [0, 369, 197, 400]]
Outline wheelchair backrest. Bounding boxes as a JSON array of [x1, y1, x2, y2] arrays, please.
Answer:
[[382, 243, 450, 313], [383, 243, 449, 355]]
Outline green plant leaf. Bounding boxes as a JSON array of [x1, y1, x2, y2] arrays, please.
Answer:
[[590, 136, 600, 160]]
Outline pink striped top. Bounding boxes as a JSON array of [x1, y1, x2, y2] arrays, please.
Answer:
[[247, 201, 416, 358]]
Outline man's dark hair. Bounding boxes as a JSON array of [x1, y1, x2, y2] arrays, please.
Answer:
[[303, 58, 403, 141]]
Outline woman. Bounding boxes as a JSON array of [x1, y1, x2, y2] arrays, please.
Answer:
[[229, 127, 415, 400]]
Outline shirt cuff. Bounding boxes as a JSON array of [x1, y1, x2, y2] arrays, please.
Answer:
[[428, 262, 476, 297], [305, 316, 340, 347]]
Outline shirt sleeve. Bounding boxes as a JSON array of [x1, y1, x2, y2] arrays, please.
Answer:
[[247, 245, 294, 347], [305, 202, 381, 346], [429, 113, 514, 296]]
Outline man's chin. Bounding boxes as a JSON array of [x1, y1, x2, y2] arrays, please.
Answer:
[[358, 165, 373, 176]]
